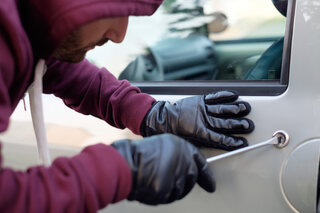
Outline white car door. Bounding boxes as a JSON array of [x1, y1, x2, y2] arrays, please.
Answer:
[[105, 0, 320, 212]]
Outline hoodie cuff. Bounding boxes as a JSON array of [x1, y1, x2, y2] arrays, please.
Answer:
[[72, 143, 132, 208], [119, 90, 156, 135]]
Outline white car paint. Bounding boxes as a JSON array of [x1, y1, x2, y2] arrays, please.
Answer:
[[105, 1, 320, 212]]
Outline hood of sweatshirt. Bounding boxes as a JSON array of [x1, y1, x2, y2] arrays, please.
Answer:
[[0, 0, 162, 131], [19, 0, 163, 59]]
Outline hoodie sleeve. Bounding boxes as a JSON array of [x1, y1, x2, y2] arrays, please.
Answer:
[[0, 143, 132, 213], [43, 59, 155, 135]]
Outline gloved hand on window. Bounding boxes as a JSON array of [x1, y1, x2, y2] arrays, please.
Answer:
[[111, 134, 215, 205], [140, 91, 254, 151]]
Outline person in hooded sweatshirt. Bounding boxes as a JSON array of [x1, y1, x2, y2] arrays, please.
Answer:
[[0, 0, 255, 212]]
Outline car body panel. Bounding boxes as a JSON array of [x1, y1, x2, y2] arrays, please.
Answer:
[[103, 0, 320, 212], [281, 139, 320, 213]]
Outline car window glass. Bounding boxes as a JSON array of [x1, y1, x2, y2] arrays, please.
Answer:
[[86, 0, 287, 81]]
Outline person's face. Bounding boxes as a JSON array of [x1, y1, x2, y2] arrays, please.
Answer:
[[53, 17, 129, 63]]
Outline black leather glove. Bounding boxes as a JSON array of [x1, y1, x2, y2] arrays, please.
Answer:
[[140, 91, 254, 151], [111, 134, 215, 205]]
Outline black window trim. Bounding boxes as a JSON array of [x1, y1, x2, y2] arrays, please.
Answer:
[[132, 0, 296, 96]]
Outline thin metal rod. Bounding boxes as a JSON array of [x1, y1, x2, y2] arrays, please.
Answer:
[[206, 137, 278, 163]]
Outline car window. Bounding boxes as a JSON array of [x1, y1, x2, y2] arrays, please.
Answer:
[[87, 0, 287, 83]]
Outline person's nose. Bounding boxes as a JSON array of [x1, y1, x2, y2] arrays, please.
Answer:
[[105, 17, 129, 43]]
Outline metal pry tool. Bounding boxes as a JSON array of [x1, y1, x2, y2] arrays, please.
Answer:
[[206, 130, 289, 163]]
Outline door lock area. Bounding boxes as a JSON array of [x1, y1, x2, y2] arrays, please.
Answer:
[[273, 130, 289, 148], [207, 130, 290, 163]]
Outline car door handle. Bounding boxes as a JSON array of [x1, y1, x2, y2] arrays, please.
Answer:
[[206, 130, 289, 163]]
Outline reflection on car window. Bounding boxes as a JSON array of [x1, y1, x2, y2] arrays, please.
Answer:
[[87, 0, 287, 81]]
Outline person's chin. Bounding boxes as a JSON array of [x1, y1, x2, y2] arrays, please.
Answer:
[[55, 53, 87, 63]]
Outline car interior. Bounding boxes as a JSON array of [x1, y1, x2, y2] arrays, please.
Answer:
[[118, 0, 286, 82]]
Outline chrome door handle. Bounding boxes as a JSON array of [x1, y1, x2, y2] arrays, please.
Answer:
[[206, 130, 289, 163]]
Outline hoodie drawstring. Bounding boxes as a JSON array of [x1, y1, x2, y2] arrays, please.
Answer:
[[28, 59, 51, 166]]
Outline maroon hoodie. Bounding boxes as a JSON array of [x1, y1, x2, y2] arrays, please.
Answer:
[[0, 0, 162, 212]]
